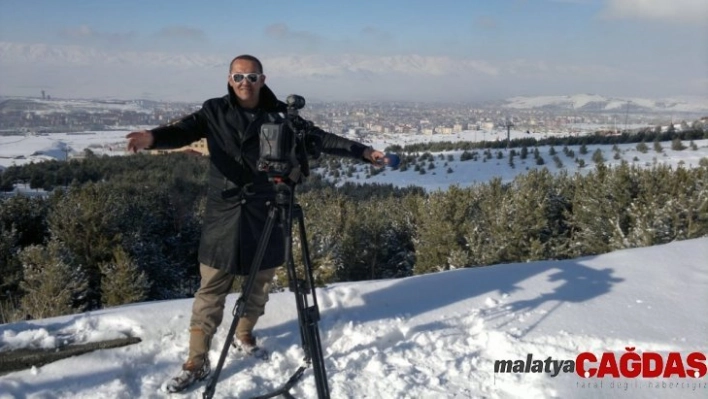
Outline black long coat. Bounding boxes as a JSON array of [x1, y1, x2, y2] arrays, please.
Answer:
[[150, 85, 370, 275]]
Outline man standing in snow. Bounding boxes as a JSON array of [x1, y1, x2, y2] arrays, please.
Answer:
[[126, 54, 385, 393]]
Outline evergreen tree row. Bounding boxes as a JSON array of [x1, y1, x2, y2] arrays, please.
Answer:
[[383, 126, 707, 155], [1, 153, 207, 322], [1, 152, 707, 323]]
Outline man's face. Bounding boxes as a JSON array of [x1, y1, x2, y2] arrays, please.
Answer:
[[228, 59, 265, 106]]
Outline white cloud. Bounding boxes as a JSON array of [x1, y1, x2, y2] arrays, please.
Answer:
[[58, 25, 136, 44], [473, 16, 499, 30], [264, 23, 322, 47], [601, 0, 708, 24], [0, 42, 223, 68], [360, 26, 394, 42], [59, 25, 95, 39], [154, 26, 206, 42]]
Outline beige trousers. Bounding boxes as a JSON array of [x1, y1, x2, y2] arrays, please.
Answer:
[[187, 263, 276, 364]]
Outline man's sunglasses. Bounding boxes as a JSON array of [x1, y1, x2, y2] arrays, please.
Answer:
[[230, 73, 262, 83]]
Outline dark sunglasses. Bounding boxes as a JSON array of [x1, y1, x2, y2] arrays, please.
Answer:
[[230, 73, 261, 83]]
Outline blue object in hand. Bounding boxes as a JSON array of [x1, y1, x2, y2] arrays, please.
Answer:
[[377, 153, 401, 169]]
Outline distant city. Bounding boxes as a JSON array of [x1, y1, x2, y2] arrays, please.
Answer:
[[1, 94, 706, 139]]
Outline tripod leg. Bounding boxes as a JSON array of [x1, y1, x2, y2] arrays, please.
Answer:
[[285, 245, 309, 353], [242, 188, 330, 399], [202, 204, 279, 399], [293, 205, 331, 399]]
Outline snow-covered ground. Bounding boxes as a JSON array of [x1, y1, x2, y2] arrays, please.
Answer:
[[0, 130, 137, 169], [3, 129, 706, 194], [329, 133, 708, 191], [0, 238, 706, 398]]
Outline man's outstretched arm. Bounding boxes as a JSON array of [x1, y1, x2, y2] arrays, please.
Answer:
[[304, 123, 384, 164], [126, 110, 207, 152]]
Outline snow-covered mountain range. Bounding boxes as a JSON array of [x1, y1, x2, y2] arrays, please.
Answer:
[[3, 94, 707, 117]]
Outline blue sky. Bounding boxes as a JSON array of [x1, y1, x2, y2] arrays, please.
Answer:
[[0, 0, 706, 102]]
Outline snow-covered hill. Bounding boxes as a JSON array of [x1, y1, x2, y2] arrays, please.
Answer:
[[0, 130, 133, 169], [328, 135, 708, 192], [502, 94, 708, 114], [0, 238, 706, 398]]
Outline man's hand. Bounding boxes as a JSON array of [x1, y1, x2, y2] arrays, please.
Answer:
[[126, 130, 154, 153], [363, 148, 385, 165]]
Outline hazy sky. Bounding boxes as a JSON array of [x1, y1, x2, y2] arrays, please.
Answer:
[[0, 0, 706, 102]]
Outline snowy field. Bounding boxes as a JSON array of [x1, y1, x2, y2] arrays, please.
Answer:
[[0, 130, 140, 169], [0, 238, 706, 398], [2, 128, 707, 193], [344, 136, 708, 191]]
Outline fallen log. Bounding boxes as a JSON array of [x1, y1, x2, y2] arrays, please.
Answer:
[[0, 336, 142, 375]]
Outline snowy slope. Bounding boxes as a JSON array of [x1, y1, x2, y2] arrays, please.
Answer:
[[1, 238, 706, 399], [329, 138, 708, 191]]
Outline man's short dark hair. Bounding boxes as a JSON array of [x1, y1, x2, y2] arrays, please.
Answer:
[[230, 55, 263, 73]]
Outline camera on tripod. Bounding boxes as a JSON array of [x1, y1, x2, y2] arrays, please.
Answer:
[[257, 95, 322, 183], [206, 95, 331, 399]]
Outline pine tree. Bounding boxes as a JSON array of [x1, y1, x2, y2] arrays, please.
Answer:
[[671, 137, 686, 151], [653, 139, 663, 153], [0, 226, 22, 323], [0, 195, 50, 321], [553, 155, 564, 169], [293, 188, 350, 285], [636, 141, 649, 153], [18, 240, 88, 319], [414, 186, 477, 273], [0, 226, 21, 296], [592, 149, 605, 164], [335, 197, 416, 281], [47, 183, 127, 308], [482, 169, 572, 263], [99, 247, 150, 307], [626, 165, 708, 246], [569, 163, 639, 255]]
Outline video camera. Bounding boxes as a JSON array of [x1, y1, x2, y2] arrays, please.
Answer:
[[257, 95, 321, 183]]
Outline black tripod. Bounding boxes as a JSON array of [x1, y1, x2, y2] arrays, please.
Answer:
[[202, 178, 330, 399]]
